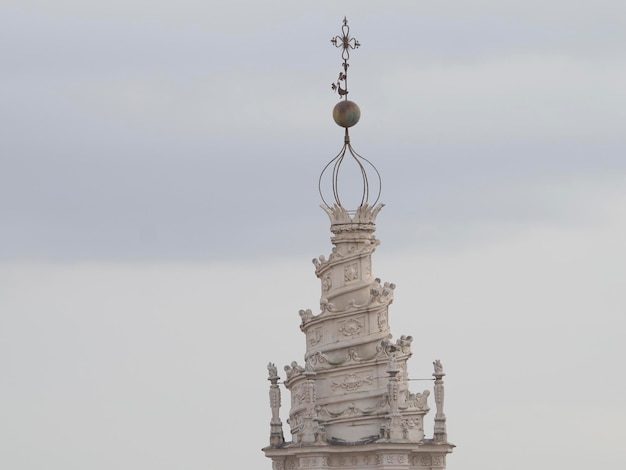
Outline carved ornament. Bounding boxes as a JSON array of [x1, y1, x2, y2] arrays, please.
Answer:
[[305, 338, 412, 370], [402, 390, 430, 411], [331, 373, 373, 392], [316, 396, 387, 419], [344, 262, 359, 282], [338, 317, 363, 336], [321, 203, 384, 232], [308, 328, 322, 346], [284, 361, 305, 380]]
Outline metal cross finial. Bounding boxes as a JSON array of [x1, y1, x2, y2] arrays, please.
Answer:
[[321, 18, 380, 211], [330, 17, 360, 100]]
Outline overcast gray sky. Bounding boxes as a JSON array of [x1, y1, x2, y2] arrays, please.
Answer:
[[1, 1, 625, 469]]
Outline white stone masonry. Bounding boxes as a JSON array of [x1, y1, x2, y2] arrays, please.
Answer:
[[263, 204, 454, 469]]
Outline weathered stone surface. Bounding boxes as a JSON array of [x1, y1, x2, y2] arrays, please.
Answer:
[[264, 204, 454, 468]]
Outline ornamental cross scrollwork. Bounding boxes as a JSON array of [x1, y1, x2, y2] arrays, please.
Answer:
[[330, 17, 360, 99]]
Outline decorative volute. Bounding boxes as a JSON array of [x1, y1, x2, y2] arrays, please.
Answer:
[[263, 18, 454, 470]]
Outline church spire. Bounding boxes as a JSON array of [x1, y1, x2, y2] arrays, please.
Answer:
[[263, 18, 454, 469]]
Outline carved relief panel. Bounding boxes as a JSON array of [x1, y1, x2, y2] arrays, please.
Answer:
[[273, 458, 298, 470], [308, 327, 323, 347], [322, 272, 333, 293], [330, 369, 375, 394], [412, 454, 445, 467], [292, 383, 307, 407], [337, 315, 366, 337], [299, 456, 330, 468], [343, 262, 359, 284], [377, 310, 388, 332]]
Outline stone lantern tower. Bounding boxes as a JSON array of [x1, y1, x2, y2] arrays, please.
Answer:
[[263, 18, 454, 470]]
